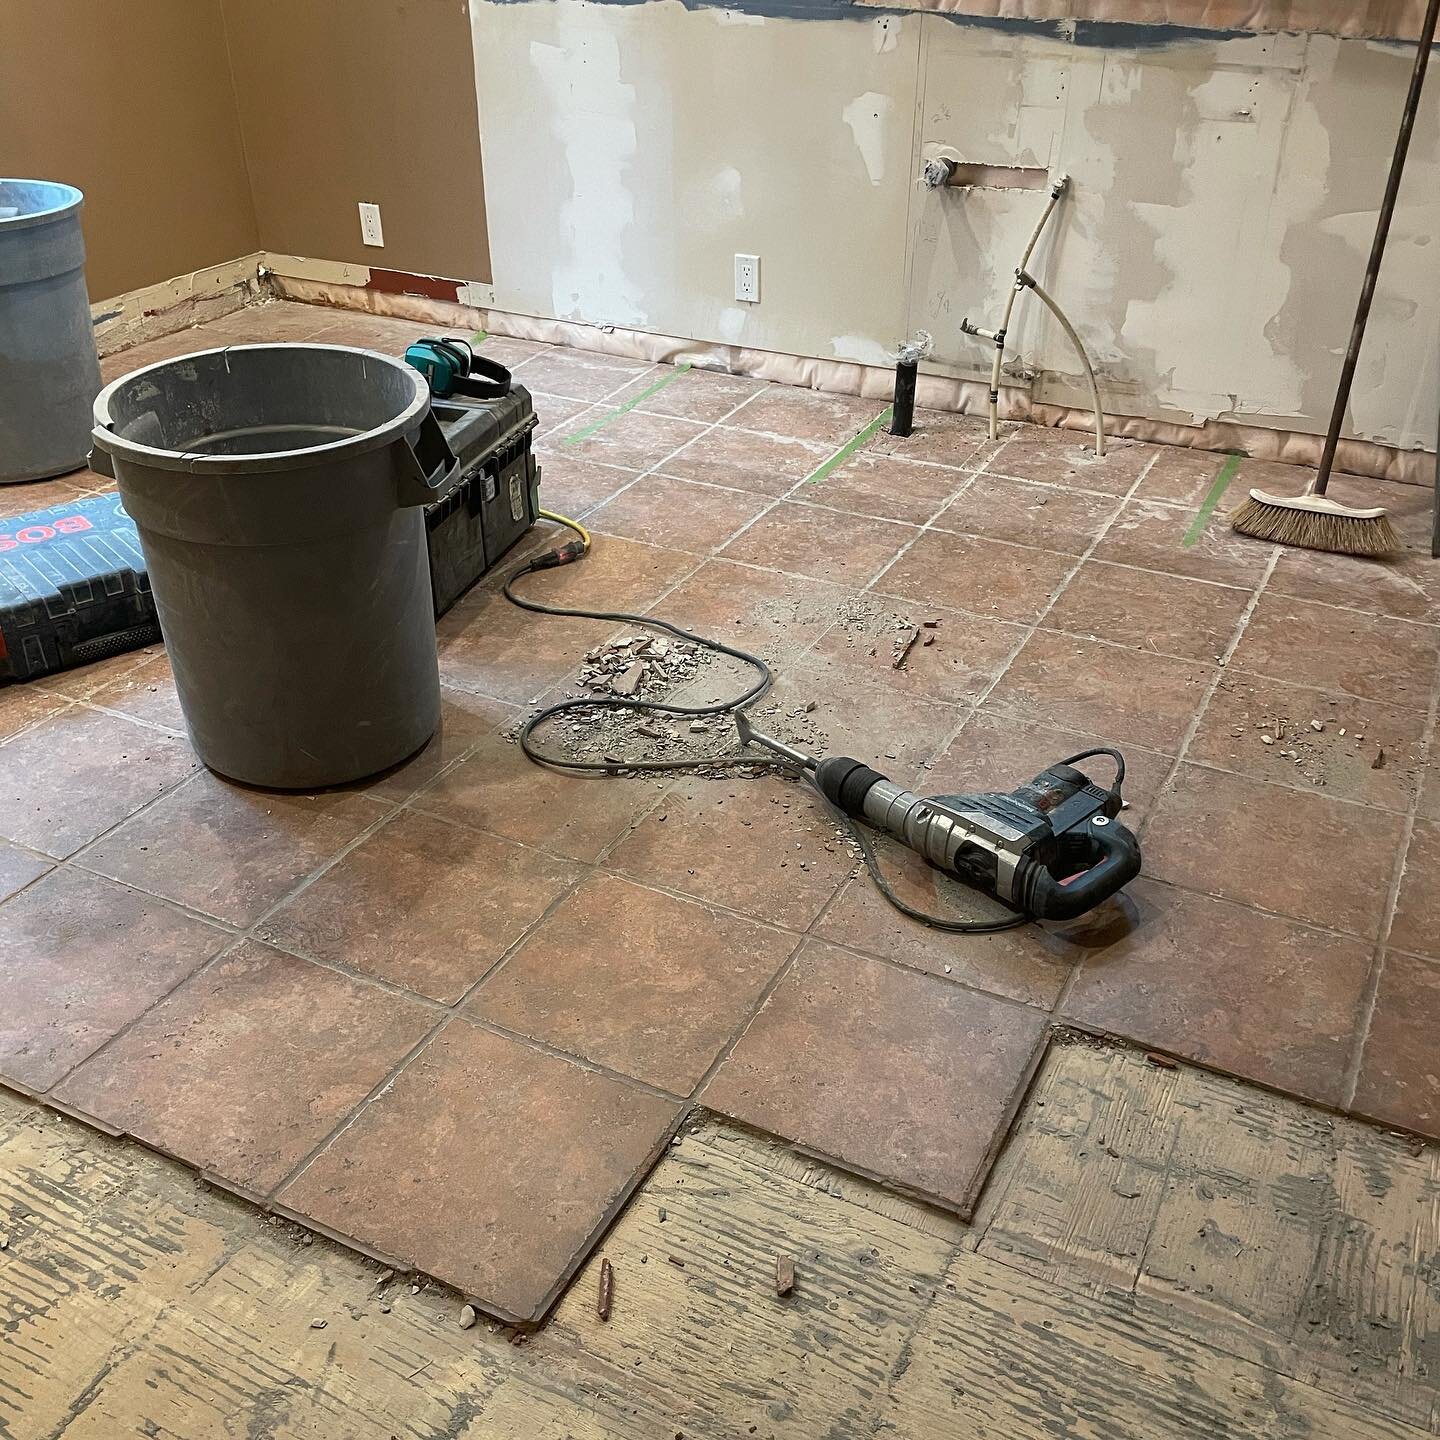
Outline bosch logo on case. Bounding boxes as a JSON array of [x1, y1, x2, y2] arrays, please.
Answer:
[[0, 513, 93, 551]]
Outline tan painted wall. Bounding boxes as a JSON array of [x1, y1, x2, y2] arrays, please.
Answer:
[[0, 0, 258, 300], [221, 0, 491, 283], [470, 1, 1439, 453]]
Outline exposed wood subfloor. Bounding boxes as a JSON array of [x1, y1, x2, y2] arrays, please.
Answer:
[[2, 1037, 1435, 1438]]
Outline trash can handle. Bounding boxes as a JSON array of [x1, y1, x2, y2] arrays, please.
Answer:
[[396, 408, 460, 507]]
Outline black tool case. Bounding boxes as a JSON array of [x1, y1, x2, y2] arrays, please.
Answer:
[[0, 387, 540, 682], [0, 492, 160, 682], [425, 385, 541, 617]]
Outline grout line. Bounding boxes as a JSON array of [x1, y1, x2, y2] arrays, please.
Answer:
[[1340, 626, 1440, 1108], [1132, 545, 1284, 851]]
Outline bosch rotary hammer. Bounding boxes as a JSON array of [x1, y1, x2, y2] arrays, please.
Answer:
[[736, 715, 1141, 923]]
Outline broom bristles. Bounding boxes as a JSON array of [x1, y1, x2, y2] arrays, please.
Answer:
[[1230, 492, 1401, 557]]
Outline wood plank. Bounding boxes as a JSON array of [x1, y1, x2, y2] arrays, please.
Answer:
[[545, 1119, 959, 1440], [976, 1040, 1183, 1292], [889, 1243, 1430, 1439]]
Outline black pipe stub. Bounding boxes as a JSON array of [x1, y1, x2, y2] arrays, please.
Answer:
[[890, 360, 918, 437]]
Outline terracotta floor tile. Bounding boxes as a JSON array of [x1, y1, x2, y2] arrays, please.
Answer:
[[606, 774, 847, 930], [0, 868, 227, 1094], [511, 350, 650, 402], [1230, 595, 1437, 708], [648, 559, 857, 667], [768, 655, 966, 781], [415, 729, 663, 862], [53, 941, 433, 1196], [0, 477, 88, 520], [99, 328, 225, 384], [472, 872, 795, 1093], [558, 411, 708, 472], [0, 707, 196, 858], [204, 301, 337, 344], [730, 388, 884, 445], [438, 592, 616, 706], [81, 772, 385, 926], [497, 534, 694, 613], [807, 601, 1024, 709], [804, 453, 963, 525], [984, 631, 1212, 753], [36, 647, 157, 700], [1093, 499, 1272, 587], [1351, 951, 1440, 1139], [359, 689, 513, 805], [657, 425, 829, 495], [623, 366, 765, 422], [258, 810, 580, 1003], [719, 503, 918, 587], [0, 683, 67, 742], [479, 335, 552, 367], [90, 653, 186, 732], [703, 940, 1047, 1215], [1388, 819, 1440, 962], [866, 409, 997, 469], [530, 393, 596, 444], [535, 455, 638, 519], [1132, 447, 1237, 507], [1268, 547, 1440, 626], [276, 1020, 679, 1323], [874, 529, 1075, 624], [588, 475, 768, 554], [1189, 674, 1424, 813], [313, 313, 458, 354], [0, 840, 50, 903], [989, 430, 1154, 496], [1063, 878, 1371, 1107], [934, 474, 1122, 555], [922, 711, 1175, 828], [812, 838, 1126, 1008], [1045, 561, 1251, 662], [1144, 764, 1404, 938]]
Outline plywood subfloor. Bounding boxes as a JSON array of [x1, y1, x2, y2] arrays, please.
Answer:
[[1, 1036, 1435, 1439]]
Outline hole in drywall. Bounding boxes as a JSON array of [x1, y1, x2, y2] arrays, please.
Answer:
[[942, 162, 1049, 191]]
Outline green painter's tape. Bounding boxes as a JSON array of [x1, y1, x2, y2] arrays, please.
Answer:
[[471, 329, 488, 344], [1183, 454, 1242, 548], [804, 407, 895, 485], [563, 363, 693, 445]]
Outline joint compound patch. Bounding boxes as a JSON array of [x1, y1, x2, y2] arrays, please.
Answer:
[[842, 91, 894, 186]]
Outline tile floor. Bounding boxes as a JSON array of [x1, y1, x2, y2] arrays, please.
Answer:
[[3, 299, 1439, 1323]]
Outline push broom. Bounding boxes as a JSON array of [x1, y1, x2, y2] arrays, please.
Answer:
[[1231, 0, 1438, 557]]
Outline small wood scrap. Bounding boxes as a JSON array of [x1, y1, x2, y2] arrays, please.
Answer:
[[597, 1258, 614, 1321], [775, 1253, 795, 1297], [667, 1254, 686, 1269], [1145, 1051, 1178, 1069]]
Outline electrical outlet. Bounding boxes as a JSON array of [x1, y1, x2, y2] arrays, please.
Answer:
[[359, 202, 385, 248], [734, 253, 760, 304]]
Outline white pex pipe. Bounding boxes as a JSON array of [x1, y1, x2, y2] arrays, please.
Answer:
[[958, 174, 1103, 457], [1019, 272, 1106, 459]]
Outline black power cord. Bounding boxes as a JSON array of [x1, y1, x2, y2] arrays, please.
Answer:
[[502, 517, 1115, 935]]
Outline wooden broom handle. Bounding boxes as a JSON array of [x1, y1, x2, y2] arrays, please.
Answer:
[[1315, 0, 1439, 495]]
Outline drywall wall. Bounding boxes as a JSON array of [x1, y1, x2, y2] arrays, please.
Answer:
[[0, 0, 258, 300], [469, 1, 1439, 452], [856, 0, 1433, 43], [221, 0, 491, 283]]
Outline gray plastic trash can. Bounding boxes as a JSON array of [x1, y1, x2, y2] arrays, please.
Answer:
[[0, 179, 103, 482], [91, 343, 457, 789]]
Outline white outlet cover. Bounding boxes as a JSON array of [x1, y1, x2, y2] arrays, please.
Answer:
[[359, 202, 384, 248], [734, 253, 760, 303]]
